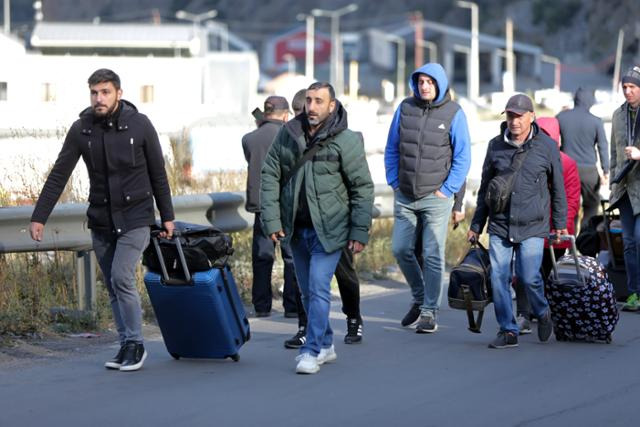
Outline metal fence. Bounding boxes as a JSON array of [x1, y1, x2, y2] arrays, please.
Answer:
[[0, 186, 393, 311]]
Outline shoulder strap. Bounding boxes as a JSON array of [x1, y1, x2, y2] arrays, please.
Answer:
[[283, 139, 330, 186], [510, 146, 530, 172]]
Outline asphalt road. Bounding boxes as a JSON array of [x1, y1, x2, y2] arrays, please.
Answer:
[[1, 281, 639, 427]]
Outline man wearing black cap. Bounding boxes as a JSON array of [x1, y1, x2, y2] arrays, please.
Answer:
[[468, 93, 567, 349], [242, 95, 298, 318], [609, 66, 640, 311]]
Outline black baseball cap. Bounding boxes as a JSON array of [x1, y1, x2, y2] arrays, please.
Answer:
[[264, 96, 290, 114], [503, 93, 534, 115]]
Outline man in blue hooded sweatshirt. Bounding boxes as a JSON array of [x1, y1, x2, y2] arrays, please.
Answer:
[[385, 63, 471, 333]]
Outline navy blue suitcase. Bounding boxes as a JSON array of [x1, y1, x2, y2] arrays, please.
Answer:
[[144, 232, 250, 361]]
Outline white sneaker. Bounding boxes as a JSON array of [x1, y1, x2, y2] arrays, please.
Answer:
[[317, 345, 337, 365], [295, 353, 320, 374]]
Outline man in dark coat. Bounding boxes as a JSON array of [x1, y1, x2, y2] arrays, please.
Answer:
[[469, 94, 567, 349], [30, 69, 175, 371], [556, 87, 609, 228], [242, 96, 299, 319]]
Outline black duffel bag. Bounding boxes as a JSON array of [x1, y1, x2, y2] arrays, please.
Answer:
[[448, 239, 492, 333], [142, 221, 234, 275]]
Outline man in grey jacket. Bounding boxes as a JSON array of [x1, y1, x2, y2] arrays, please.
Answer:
[[242, 96, 298, 318], [556, 87, 609, 228]]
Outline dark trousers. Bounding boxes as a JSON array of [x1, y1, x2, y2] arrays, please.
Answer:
[[251, 214, 298, 314], [295, 246, 361, 328], [578, 165, 601, 229], [514, 247, 565, 318]]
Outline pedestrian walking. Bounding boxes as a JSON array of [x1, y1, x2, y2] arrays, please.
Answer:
[[469, 94, 567, 349], [609, 66, 640, 311], [29, 68, 175, 371], [261, 82, 374, 374], [556, 87, 609, 228], [242, 95, 298, 318], [384, 62, 471, 333]]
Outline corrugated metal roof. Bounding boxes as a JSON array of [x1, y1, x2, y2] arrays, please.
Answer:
[[30, 22, 197, 48]]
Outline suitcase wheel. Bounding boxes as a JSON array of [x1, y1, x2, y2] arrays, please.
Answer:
[[605, 336, 612, 344], [229, 354, 240, 362], [170, 353, 181, 360]]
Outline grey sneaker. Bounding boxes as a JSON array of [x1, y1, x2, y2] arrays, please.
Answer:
[[537, 310, 553, 342], [416, 312, 438, 333], [517, 315, 532, 335], [488, 331, 519, 349]]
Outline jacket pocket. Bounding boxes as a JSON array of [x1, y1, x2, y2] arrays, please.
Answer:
[[88, 193, 108, 205], [123, 188, 151, 204]]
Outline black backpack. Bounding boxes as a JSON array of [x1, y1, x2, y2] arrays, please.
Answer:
[[448, 240, 492, 333], [142, 221, 234, 277]]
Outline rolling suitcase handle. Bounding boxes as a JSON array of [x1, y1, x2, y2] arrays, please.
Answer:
[[150, 230, 193, 286], [548, 234, 585, 285]]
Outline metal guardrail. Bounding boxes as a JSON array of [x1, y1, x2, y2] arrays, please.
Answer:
[[0, 185, 393, 311]]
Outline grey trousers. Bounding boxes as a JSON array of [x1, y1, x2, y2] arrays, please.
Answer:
[[91, 227, 150, 344]]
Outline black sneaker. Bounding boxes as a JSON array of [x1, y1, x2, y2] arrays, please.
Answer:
[[537, 310, 553, 342], [488, 331, 519, 349], [119, 342, 147, 372], [284, 327, 306, 349], [344, 317, 363, 344], [401, 303, 421, 327], [416, 312, 438, 333], [104, 344, 125, 370]]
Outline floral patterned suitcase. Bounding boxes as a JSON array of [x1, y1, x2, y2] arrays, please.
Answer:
[[545, 235, 618, 343]]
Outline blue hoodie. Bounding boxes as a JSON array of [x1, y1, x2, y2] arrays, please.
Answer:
[[384, 63, 471, 198]]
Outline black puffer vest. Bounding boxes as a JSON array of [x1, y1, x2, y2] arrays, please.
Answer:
[[398, 93, 459, 199]]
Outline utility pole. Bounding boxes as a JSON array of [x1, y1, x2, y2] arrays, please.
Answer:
[[457, 1, 479, 101], [297, 14, 315, 80], [613, 29, 624, 92], [386, 35, 406, 100], [505, 17, 515, 93], [312, 4, 358, 96], [412, 11, 424, 69], [4, 0, 10, 35]]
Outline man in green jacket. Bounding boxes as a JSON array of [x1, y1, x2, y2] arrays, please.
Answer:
[[261, 82, 374, 374]]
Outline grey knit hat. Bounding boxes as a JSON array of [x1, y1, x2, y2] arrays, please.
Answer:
[[621, 66, 640, 87]]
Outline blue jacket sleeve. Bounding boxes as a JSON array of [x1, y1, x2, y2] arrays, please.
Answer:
[[440, 109, 471, 197], [384, 107, 402, 189]]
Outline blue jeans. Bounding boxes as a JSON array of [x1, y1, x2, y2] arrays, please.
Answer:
[[391, 190, 453, 314], [489, 235, 549, 334], [290, 227, 342, 356], [619, 193, 640, 294]]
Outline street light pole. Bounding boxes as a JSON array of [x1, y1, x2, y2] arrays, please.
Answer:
[[297, 13, 315, 80], [175, 9, 218, 54], [4, 0, 10, 35], [417, 39, 437, 63], [386, 35, 406, 100], [457, 1, 479, 101], [505, 17, 515, 93], [312, 3, 358, 96]]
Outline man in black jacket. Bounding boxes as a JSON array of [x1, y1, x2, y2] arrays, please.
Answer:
[[468, 94, 567, 349], [556, 87, 609, 228], [242, 96, 298, 319], [30, 69, 175, 371]]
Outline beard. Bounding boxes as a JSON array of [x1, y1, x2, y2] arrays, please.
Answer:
[[92, 101, 119, 118]]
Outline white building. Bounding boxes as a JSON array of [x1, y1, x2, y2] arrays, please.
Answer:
[[0, 22, 259, 134]]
